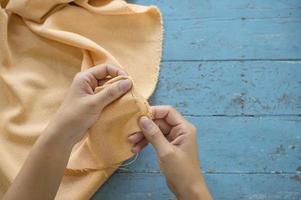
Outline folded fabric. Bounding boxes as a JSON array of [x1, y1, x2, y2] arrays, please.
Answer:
[[67, 75, 152, 171], [0, 0, 163, 199]]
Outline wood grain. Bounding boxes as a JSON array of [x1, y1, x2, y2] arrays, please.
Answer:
[[120, 116, 301, 173], [131, 0, 301, 60], [150, 61, 301, 115], [93, 0, 301, 199], [93, 173, 301, 200]]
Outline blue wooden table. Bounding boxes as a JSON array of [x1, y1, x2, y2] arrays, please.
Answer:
[[93, 0, 301, 199]]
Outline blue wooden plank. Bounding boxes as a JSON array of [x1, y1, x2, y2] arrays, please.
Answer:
[[120, 116, 301, 173], [150, 61, 301, 115], [131, 0, 301, 60], [131, 0, 301, 20], [92, 1, 301, 199], [92, 173, 301, 200]]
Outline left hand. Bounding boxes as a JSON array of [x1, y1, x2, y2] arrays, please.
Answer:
[[47, 64, 132, 146]]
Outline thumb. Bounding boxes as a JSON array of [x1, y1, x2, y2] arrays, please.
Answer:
[[94, 79, 132, 109], [139, 116, 173, 157]]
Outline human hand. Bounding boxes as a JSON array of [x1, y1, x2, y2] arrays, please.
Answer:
[[128, 106, 212, 200], [47, 64, 132, 146]]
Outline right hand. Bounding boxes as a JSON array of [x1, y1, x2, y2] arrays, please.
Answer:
[[128, 106, 212, 200]]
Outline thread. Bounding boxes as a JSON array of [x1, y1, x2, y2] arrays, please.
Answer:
[[118, 153, 139, 171], [64, 153, 140, 176]]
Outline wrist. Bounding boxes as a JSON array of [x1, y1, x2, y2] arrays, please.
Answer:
[[189, 182, 205, 199], [176, 175, 211, 200], [50, 109, 88, 145], [41, 118, 77, 151], [177, 181, 203, 200]]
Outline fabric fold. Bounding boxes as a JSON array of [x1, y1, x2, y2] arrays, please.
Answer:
[[0, 0, 163, 199], [67, 76, 152, 171]]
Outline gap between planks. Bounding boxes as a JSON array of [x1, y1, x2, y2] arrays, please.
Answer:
[[116, 171, 301, 175], [182, 114, 301, 118], [161, 58, 301, 62]]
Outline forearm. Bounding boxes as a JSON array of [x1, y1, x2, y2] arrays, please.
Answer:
[[3, 65, 131, 200], [3, 123, 74, 200]]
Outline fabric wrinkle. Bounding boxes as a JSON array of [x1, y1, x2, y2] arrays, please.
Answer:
[[0, 0, 163, 199]]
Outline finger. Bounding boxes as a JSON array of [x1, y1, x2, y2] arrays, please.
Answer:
[[171, 134, 186, 146], [151, 105, 186, 126], [131, 138, 149, 153], [128, 132, 145, 144], [98, 77, 110, 86], [167, 123, 187, 142], [154, 119, 171, 135], [94, 79, 132, 108], [87, 64, 127, 81], [139, 116, 172, 156]]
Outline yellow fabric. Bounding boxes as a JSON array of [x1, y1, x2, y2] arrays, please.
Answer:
[[67, 76, 152, 171], [0, 0, 162, 199]]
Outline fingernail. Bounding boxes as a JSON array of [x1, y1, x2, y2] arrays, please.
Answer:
[[118, 79, 132, 92], [128, 135, 135, 143], [140, 116, 152, 131], [128, 134, 138, 143], [128, 133, 143, 143]]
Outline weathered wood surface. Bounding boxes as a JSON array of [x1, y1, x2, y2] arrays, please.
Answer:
[[118, 116, 301, 173], [93, 0, 301, 199], [131, 0, 301, 60], [150, 61, 301, 115], [93, 173, 301, 200]]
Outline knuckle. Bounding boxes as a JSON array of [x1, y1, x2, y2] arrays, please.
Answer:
[[186, 122, 197, 135], [74, 72, 84, 81], [175, 123, 186, 132], [188, 130, 196, 138], [148, 127, 161, 140], [74, 72, 92, 85], [159, 147, 176, 159], [85, 98, 98, 109], [165, 105, 174, 111], [186, 123, 197, 137], [190, 124, 197, 133], [97, 64, 107, 69], [175, 123, 196, 137], [106, 87, 117, 98]]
